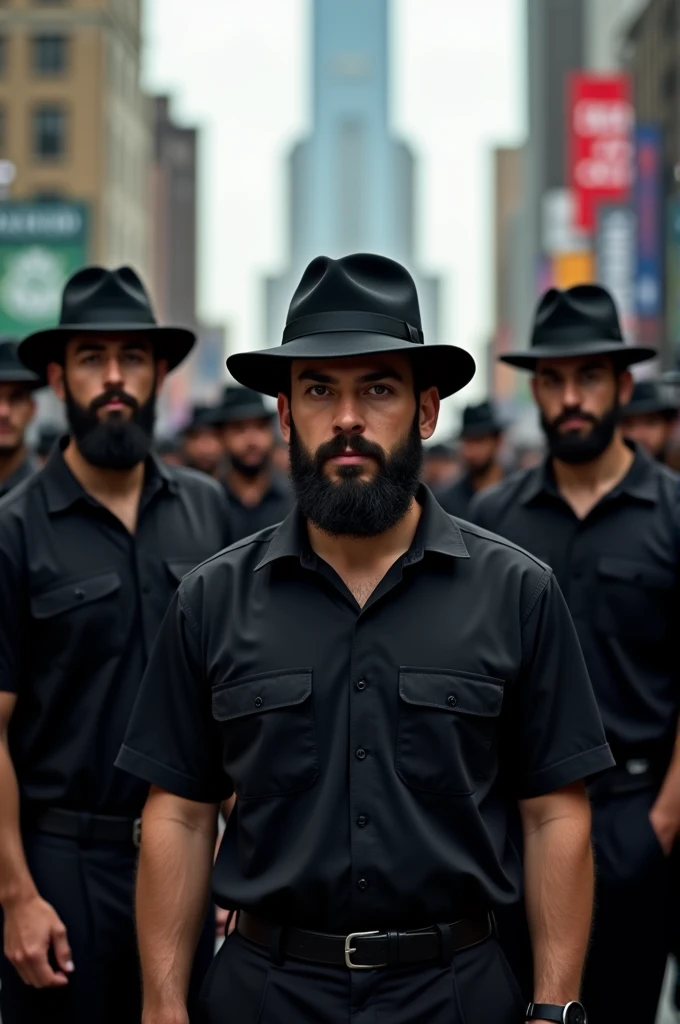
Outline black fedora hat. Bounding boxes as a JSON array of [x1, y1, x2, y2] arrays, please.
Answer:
[[18, 265, 195, 375], [622, 380, 679, 418], [227, 253, 475, 400], [0, 339, 44, 388], [500, 284, 656, 370], [182, 404, 225, 434], [459, 400, 503, 439], [213, 386, 276, 425]]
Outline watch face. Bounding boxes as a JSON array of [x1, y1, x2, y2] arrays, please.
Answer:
[[564, 1003, 587, 1024]]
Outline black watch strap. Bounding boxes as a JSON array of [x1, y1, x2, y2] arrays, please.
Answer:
[[526, 1004, 565, 1022]]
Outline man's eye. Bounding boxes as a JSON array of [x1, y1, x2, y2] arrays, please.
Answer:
[[368, 384, 390, 396], [308, 385, 329, 397]]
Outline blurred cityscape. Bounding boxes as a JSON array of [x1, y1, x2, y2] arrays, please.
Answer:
[[0, 0, 676, 452]]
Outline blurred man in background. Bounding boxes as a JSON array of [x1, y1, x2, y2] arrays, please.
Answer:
[[421, 440, 459, 490], [621, 380, 678, 466], [217, 385, 292, 542], [472, 284, 680, 1024], [180, 405, 224, 478], [0, 340, 43, 498], [437, 400, 505, 519], [0, 266, 230, 1024], [35, 424, 62, 468]]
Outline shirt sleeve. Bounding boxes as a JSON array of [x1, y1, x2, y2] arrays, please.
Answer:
[[116, 584, 232, 803], [0, 517, 26, 694], [509, 570, 614, 799]]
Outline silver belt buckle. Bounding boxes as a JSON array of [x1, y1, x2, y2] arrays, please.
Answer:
[[344, 930, 385, 969], [132, 818, 142, 848]]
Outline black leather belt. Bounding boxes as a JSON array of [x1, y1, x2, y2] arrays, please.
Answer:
[[237, 910, 493, 969], [23, 807, 142, 848]]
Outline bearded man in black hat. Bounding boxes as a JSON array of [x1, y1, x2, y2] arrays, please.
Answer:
[[117, 253, 609, 1024], [0, 340, 44, 498], [471, 284, 680, 1024], [180, 405, 225, 478], [213, 385, 293, 542], [0, 266, 231, 1024], [437, 400, 506, 519], [621, 379, 679, 465]]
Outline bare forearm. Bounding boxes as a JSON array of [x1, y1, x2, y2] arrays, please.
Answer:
[[0, 739, 37, 908], [523, 798, 593, 1003], [136, 795, 217, 1017], [652, 732, 680, 821]]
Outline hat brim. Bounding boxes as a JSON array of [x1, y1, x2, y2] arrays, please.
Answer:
[[227, 332, 476, 400], [622, 400, 679, 417], [459, 423, 503, 440], [499, 339, 657, 370], [18, 324, 196, 375], [0, 367, 44, 388], [212, 405, 277, 425]]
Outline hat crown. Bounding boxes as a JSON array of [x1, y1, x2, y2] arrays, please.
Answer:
[[0, 337, 40, 382], [630, 380, 659, 403], [286, 253, 423, 335], [462, 400, 495, 428], [532, 284, 624, 350], [221, 385, 269, 411], [60, 265, 157, 327]]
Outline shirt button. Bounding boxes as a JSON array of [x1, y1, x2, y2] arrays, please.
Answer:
[[357, 878, 368, 891], [356, 748, 366, 760], [357, 815, 368, 827], [356, 680, 366, 691], [74, 588, 85, 600], [447, 695, 457, 707], [254, 696, 263, 708]]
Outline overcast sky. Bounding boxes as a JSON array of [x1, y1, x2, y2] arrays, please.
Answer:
[[142, 0, 525, 418]]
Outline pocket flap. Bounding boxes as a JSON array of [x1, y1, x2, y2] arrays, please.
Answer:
[[399, 668, 503, 718], [597, 556, 674, 590], [166, 559, 201, 583], [31, 572, 122, 619], [212, 670, 313, 722]]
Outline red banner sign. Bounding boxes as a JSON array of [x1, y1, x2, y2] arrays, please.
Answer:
[[568, 73, 634, 232]]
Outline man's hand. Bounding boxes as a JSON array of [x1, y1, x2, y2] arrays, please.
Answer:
[[649, 804, 678, 856], [3, 893, 74, 988]]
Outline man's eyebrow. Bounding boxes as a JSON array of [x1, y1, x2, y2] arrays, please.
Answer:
[[357, 369, 404, 384], [297, 370, 337, 384]]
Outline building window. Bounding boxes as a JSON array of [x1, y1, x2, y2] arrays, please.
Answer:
[[33, 35, 68, 75], [33, 106, 66, 160]]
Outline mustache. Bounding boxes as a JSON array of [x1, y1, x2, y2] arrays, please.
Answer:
[[549, 407, 598, 430], [89, 388, 139, 414], [314, 433, 387, 470]]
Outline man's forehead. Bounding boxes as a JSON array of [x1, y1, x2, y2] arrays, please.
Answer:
[[535, 355, 613, 374], [292, 353, 412, 380], [0, 379, 32, 396]]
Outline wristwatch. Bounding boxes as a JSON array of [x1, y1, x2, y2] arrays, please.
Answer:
[[526, 1002, 587, 1024]]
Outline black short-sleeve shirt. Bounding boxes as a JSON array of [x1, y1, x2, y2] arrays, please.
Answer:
[[118, 486, 611, 930], [223, 474, 293, 543], [0, 441, 231, 816], [470, 446, 680, 761]]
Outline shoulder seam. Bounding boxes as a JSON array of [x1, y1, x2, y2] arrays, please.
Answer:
[[521, 567, 552, 625], [457, 522, 550, 571], [177, 585, 200, 640]]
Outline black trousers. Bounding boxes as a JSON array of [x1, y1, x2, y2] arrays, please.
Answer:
[[581, 788, 672, 1024], [197, 930, 527, 1024], [0, 830, 215, 1024]]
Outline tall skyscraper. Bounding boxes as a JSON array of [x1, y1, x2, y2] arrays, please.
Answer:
[[265, 0, 439, 347]]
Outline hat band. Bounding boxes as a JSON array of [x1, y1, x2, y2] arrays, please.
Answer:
[[59, 307, 157, 327], [283, 311, 423, 346]]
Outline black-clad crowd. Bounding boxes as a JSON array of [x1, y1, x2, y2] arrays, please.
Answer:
[[0, 257, 679, 1024]]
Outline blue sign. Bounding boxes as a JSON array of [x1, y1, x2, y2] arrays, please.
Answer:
[[634, 125, 663, 319]]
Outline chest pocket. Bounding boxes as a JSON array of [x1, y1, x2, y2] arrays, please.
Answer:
[[396, 668, 504, 797], [211, 669, 318, 800], [596, 557, 674, 646], [30, 572, 123, 664]]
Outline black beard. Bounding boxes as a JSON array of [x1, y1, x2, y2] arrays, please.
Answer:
[[230, 453, 269, 479], [65, 382, 156, 470], [542, 401, 620, 465], [0, 439, 21, 457], [289, 416, 423, 538], [468, 457, 495, 480]]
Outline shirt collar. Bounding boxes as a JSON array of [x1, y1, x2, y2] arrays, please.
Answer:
[[43, 437, 177, 514], [255, 484, 469, 572], [0, 455, 36, 497], [520, 441, 658, 507]]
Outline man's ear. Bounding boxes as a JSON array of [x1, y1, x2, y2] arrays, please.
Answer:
[[618, 368, 634, 407], [155, 359, 169, 393], [278, 393, 291, 443], [418, 386, 440, 441], [47, 362, 66, 402]]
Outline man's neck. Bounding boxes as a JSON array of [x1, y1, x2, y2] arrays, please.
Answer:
[[0, 445, 28, 485], [470, 461, 504, 492], [307, 498, 422, 577], [551, 431, 634, 520], [226, 466, 270, 507], [63, 439, 146, 506]]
